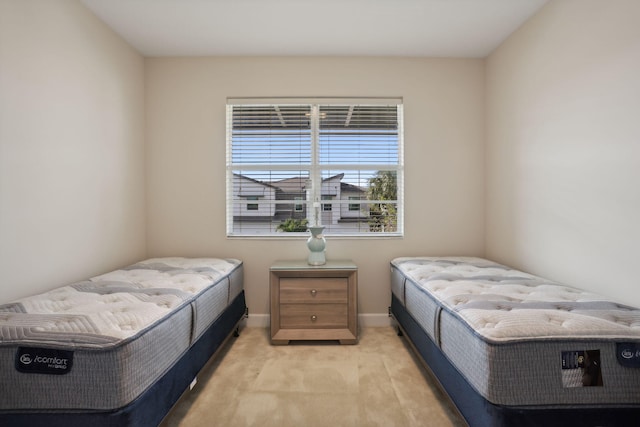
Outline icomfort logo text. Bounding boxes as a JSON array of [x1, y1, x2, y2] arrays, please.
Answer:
[[15, 347, 74, 375], [19, 353, 69, 368]]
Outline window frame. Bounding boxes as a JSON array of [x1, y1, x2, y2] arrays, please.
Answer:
[[226, 97, 404, 238]]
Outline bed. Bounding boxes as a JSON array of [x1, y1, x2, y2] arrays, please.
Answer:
[[0, 257, 246, 427], [390, 256, 640, 427]]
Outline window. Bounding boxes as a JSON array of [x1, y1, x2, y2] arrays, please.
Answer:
[[348, 196, 361, 211], [226, 98, 403, 237], [322, 195, 333, 211], [246, 196, 259, 211]]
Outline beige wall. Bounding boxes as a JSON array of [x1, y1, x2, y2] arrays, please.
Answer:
[[0, 0, 146, 303], [5, 0, 635, 319], [4, 0, 636, 319], [485, 0, 640, 305], [145, 57, 485, 319]]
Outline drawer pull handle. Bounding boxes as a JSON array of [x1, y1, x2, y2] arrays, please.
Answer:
[[310, 289, 317, 296], [310, 315, 317, 322]]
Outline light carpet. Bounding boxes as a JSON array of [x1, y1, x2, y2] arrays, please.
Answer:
[[160, 327, 467, 427]]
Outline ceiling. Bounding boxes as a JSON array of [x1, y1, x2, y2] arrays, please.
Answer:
[[81, 0, 549, 58]]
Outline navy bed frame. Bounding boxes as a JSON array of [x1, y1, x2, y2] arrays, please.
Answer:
[[1, 291, 247, 427], [391, 294, 640, 427]]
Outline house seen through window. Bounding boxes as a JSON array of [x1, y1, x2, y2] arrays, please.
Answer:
[[226, 98, 404, 237]]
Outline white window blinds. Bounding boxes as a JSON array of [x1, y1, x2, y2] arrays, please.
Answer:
[[226, 98, 403, 237]]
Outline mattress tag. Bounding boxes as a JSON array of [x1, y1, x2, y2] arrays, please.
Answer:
[[15, 347, 74, 375], [561, 350, 585, 370], [616, 342, 640, 368], [561, 350, 602, 387]]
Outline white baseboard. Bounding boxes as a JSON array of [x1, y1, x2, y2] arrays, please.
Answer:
[[245, 314, 269, 328], [359, 313, 393, 327], [244, 313, 392, 328]]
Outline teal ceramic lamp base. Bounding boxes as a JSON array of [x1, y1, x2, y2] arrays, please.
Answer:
[[307, 226, 326, 265]]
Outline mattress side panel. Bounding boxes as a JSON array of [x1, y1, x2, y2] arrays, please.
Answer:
[[390, 265, 405, 306], [439, 309, 640, 406], [404, 278, 440, 343], [228, 265, 244, 304], [192, 263, 243, 342], [192, 278, 229, 342]]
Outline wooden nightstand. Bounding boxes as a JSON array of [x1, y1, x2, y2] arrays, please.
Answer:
[[270, 260, 358, 345]]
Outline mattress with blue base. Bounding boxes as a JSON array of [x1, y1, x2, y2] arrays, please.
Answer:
[[0, 257, 246, 427], [390, 257, 640, 427]]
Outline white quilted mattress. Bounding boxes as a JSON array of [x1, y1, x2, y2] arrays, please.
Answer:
[[0, 257, 243, 411], [391, 257, 640, 407], [1, 257, 241, 346], [393, 256, 640, 341]]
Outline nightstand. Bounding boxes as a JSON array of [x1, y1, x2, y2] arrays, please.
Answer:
[[270, 260, 358, 345]]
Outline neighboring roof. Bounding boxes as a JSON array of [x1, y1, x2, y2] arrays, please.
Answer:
[[236, 172, 363, 195], [266, 173, 347, 193], [341, 182, 365, 194], [233, 173, 279, 190], [269, 176, 308, 193]]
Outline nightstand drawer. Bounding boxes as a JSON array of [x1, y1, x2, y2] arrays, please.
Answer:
[[280, 303, 348, 328], [280, 278, 348, 304]]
